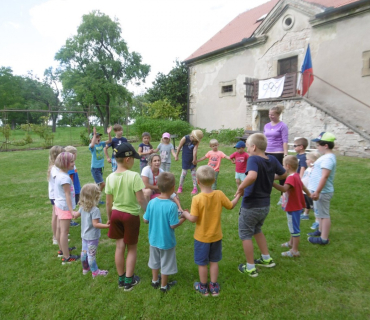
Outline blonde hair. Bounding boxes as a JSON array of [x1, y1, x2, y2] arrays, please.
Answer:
[[247, 133, 267, 151], [191, 129, 204, 142], [294, 138, 308, 149], [306, 152, 320, 162], [270, 105, 283, 115], [209, 139, 218, 146], [284, 155, 298, 171], [79, 183, 101, 212], [196, 165, 215, 186], [64, 145, 77, 154], [147, 153, 160, 167], [157, 172, 176, 193], [47, 145, 65, 180], [55, 152, 74, 170]]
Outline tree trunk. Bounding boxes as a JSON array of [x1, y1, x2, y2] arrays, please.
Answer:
[[11, 119, 16, 130], [51, 114, 58, 132]]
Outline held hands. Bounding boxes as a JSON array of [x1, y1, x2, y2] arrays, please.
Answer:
[[311, 191, 320, 201], [107, 158, 112, 163], [175, 155, 179, 161], [234, 187, 244, 198]]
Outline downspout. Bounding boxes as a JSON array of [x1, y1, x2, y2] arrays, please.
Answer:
[[187, 66, 190, 123]]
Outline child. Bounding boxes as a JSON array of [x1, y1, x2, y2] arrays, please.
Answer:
[[47, 145, 65, 245], [181, 165, 241, 296], [65, 146, 81, 227], [229, 141, 249, 187], [235, 133, 286, 277], [175, 129, 204, 194], [105, 142, 147, 291], [89, 126, 112, 197], [300, 152, 321, 223], [197, 139, 231, 190], [143, 172, 185, 292], [74, 183, 110, 278], [307, 132, 337, 245], [54, 152, 80, 264], [104, 124, 128, 172], [294, 137, 308, 178], [153, 132, 176, 172], [272, 156, 311, 257], [138, 132, 153, 173]]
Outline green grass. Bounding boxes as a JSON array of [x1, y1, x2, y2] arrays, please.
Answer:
[[0, 130, 369, 319]]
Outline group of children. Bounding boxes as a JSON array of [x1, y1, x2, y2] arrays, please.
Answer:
[[47, 124, 337, 296]]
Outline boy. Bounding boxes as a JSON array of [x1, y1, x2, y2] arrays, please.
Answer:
[[236, 133, 286, 277], [143, 172, 185, 293], [105, 142, 147, 291], [273, 156, 311, 257], [230, 141, 249, 187], [182, 165, 241, 296], [294, 137, 308, 178], [104, 124, 128, 172], [89, 126, 112, 198], [197, 139, 231, 190], [307, 132, 336, 245]]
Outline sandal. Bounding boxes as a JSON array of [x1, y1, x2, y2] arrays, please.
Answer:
[[281, 250, 300, 257], [281, 242, 292, 248]]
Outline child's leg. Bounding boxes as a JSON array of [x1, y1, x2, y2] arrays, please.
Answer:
[[320, 218, 331, 240], [140, 162, 146, 173], [242, 239, 255, 264], [99, 182, 105, 192], [59, 219, 71, 258], [316, 192, 333, 240], [254, 232, 269, 256], [56, 217, 61, 250], [209, 262, 219, 283], [160, 274, 169, 288], [292, 236, 300, 253], [212, 171, 219, 190], [115, 239, 126, 275], [81, 239, 89, 272], [236, 179, 241, 188], [87, 239, 99, 272], [152, 269, 160, 282], [191, 168, 197, 188], [179, 169, 188, 187], [51, 204, 57, 242], [198, 265, 208, 284], [125, 243, 138, 278]]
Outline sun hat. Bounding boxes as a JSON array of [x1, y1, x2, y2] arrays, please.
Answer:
[[191, 129, 204, 142]]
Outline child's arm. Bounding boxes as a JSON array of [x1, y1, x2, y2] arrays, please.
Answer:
[[104, 145, 112, 163], [230, 194, 241, 208], [172, 195, 183, 212], [197, 155, 207, 163], [171, 148, 176, 158], [138, 146, 153, 157], [92, 218, 110, 229], [63, 184, 77, 217], [90, 127, 98, 148], [235, 170, 257, 197], [135, 189, 148, 212], [299, 167, 306, 179], [105, 126, 112, 144], [311, 169, 331, 200], [272, 182, 291, 193], [106, 194, 113, 223], [192, 144, 199, 165], [302, 184, 311, 198], [175, 137, 186, 161], [275, 171, 288, 181], [181, 210, 198, 223], [224, 155, 231, 161], [170, 218, 186, 229]]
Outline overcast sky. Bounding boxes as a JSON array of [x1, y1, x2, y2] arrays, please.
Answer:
[[1, 0, 269, 93]]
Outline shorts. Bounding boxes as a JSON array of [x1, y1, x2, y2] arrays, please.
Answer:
[[286, 210, 301, 237], [148, 246, 178, 275], [304, 194, 313, 209], [235, 172, 246, 181], [194, 239, 222, 265], [111, 157, 117, 172], [91, 167, 104, 184], [313, 192, 333, 219], [55, 206, 73, 220], [50, 199, 55, 205], [108, 210, 140, 245], [238, 206, 270, 240]]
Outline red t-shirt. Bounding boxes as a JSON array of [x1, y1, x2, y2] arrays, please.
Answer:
[[230, 152, 249, 173], [282, 173, 305, 212]]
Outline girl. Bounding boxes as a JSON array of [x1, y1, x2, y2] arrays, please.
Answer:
[[175, 129, 203, 194], [138, 132, 153, 173], [153, 132, 176, 172], [48, 145, 65, 245], [54, 152, 80, 264], [141, 153, 163, 202], [75, 183, 109, 278]]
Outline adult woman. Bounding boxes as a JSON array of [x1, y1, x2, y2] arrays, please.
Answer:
[[141, 153, 163, 202]]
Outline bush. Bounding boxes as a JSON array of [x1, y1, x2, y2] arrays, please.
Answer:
[[209, 127, 244, 144]]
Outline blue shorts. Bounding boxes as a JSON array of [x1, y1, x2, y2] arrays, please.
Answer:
[[91, 167, 104, 184], [235, 172, 246, 181], [194, 239, 222, 265], [286, 210, 301, 237]]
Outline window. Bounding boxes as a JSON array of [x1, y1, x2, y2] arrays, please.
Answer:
[[222, 85, 233, 93], [219, 80, 236, 97], [278, 56, 298, 76], [362, 51, 370, 77], [282, 14, 295, 30]]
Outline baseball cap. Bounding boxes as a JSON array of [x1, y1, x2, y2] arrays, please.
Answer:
[[162, 132, 171, 139], [89, 132, 102, 140], [113, 142, 140, 159], [311, 132, 336, 142], [234, 141, 246, 148]]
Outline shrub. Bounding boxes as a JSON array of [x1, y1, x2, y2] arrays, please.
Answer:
[[209, 127, 244, 144]]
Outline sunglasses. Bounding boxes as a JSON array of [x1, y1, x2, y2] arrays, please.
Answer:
[[293, 144, 302, 147]]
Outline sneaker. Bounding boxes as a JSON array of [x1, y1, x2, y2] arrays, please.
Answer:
[[83, 268, 90, 275], [308, 237, 329, 245], [194, 282, 209, 296], [300, 214, 309, 220], [191, 187, 198, 195], [92, 269, 108, 278], [311, 222, 320, 230], [209, 282, 220, 297], [254, 256, 276, 268], [151, 274, 162, 289], [281, 250, 300, 257], [307, 230, 321, 237], [124, 274, 140, 291], [53, 239, 58, 245], [118, 273, 126, 289], [238, 264, 258, 277], [57, 246, 76, 257], [61, 255, 80, 265], [70, 221, 79, 227], [160, 280, 177, 293], [177, 186, 183, 194]]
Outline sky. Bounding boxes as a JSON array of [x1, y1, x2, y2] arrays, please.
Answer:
[[1, 0, 270, 94]]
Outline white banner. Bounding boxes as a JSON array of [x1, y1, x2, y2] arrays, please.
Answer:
[[258, 76, 285, 99]]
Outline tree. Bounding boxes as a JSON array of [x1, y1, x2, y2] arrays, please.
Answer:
[[55, 11, 150, 133]]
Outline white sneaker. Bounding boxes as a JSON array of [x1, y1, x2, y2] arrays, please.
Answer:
[[53, 239, 58, 245]]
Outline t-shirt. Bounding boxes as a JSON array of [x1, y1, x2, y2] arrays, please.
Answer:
[[48, 165, 59, 199], [139, 143, 152, 164], [105, 170, 145, 216], [156, 143, 174, 163], [143, 198, 179, 250], [204, 150, 227, 172], [230, 152, 249, 173], [301, 166, 313, 189], [68, 165, 81, 195], [107, 137, 128, 158], [264, 122, 289, 153], [181, 135, 197, 170], [281, 173, 305, 212], [89, 142, 106, 168], [308, 153, 336, 193], [141, 166, 164, 186], [191, 191, 233, 243], [80, 206, 102, 240], [55, 171, 76, 211], [242, 155, 286, 209], [296, 153, 307, 174]]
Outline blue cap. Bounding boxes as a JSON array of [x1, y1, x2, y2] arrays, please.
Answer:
[[234, 141, 246, 148]]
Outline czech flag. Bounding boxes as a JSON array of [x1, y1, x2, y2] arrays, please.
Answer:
[[297, 44, 314, 96]]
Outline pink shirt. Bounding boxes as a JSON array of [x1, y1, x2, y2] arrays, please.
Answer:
[[230, 152, 249, 173], [205, 150, 227, 172]]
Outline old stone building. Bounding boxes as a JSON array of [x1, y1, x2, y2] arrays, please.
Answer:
[[184, 0, 370, 157]]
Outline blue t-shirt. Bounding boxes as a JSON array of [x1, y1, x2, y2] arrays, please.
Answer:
[[296, 153, 307, 173], [139, 143, 152, 164], [182, 135, 197, 170], [308, 153, 336, 193], [89, 142, 106, 168], [143, 198, 179, 250], [68, 165, 81, 195], [107, 137, 128, 158], [242, 155, 286, 209]]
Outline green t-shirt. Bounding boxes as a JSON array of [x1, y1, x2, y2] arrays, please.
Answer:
[[105, 170, 145, 216]]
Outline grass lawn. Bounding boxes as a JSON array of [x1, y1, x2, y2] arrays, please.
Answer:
[[0, 132, 369, 319]]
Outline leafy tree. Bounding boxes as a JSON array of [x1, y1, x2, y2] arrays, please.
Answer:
[[146, 99, 182, 120], [55, 10, 150, 133]]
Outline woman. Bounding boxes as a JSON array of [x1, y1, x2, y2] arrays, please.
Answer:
[[141, 153, 163, 202]]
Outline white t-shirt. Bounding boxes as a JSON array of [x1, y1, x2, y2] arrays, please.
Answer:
[[54, 171, 76, 211], [48, 165, 59, 199], [141, 166, 164, 186]]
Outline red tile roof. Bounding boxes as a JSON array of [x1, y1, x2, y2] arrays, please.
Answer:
[[185, 0, 363, 62]]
